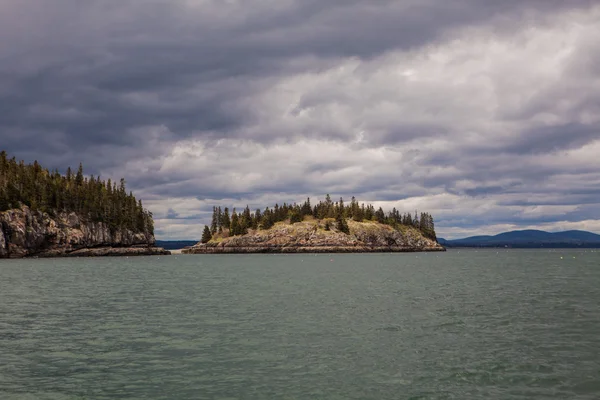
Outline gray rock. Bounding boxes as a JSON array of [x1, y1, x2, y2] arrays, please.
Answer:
[[0, 206, 170, 258], [0, 222, 6, 258], [63, 246, 170, 257]]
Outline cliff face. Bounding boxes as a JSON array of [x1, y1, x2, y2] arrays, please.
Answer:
[[0, 206, 169, 258], [183, 219, 445, 254]]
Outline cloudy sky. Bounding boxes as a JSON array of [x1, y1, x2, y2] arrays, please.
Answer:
[[1, 0, 599, 240]]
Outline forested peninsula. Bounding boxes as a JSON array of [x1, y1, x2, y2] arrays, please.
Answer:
[[0, 151, 169, 258], [183, 196, 444, 253]]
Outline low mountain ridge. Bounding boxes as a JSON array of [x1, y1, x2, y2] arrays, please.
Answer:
[[439, 229, 600, 248], [183, 218, 444, 254]]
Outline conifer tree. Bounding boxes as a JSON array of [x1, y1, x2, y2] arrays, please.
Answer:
[[230, 209, 240, 236], [301, 197, 312, 216], [375, 207, 385, 223], [242, 205, 252, 230], [217, 206, 223, 232], [261, 208, 274, 229], [253, 209, 261, 230], [210, 207, 218, 234], [0, 152, 155, 235], [75, 163, 84, 186], [204, 195, 439, 242], [336, 208, 350, 234], [201, 225, 212, 243], [325, 194, 333, 218], [365, 205, 374, 220], [222, 207, 231, 230], [290, 209, 303, 224]]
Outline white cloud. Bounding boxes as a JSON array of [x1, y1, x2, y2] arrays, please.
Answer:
[[2, 1, 600, 240], [136, 6, 600, 239]]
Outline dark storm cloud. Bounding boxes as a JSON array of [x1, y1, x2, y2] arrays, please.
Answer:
[[1, 0, 592, 151], [501, 124, 600, 155], [1, 0, 599, 238]]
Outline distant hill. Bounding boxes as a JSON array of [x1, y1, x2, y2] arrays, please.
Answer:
[[155, 240, 198, 250], [438, 230, 600, 248]]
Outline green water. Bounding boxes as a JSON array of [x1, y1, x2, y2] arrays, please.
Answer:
[[1, 250, 599, 399]]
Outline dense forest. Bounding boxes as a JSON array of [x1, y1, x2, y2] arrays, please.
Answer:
[[201, 195, 437, 243], [0, 151, 153, 234]]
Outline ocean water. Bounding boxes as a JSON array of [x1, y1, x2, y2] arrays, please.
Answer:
[[1, 250, 599, 399]]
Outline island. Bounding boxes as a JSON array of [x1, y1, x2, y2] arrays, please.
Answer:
[[0, 152, 169, 258], [183, 196, 445, 253]]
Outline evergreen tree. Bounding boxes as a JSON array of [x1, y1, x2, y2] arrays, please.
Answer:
[[301, 197, 312, 216], [204, 195, 438, 242], [217, 206, 223, 233], [365, 205, 374, 220], [261, 208, 274, 229], [338, 197, 345, 218], [375, 207, 385, 223], [336, 210, 350, 234], [230, 209, 240, 236], [325, 194, 334, 218], [348, 196, 357, 219], [201, 225, 212, 243], [404, 213, 413, 226], [290, 209, 303, 224], [242, 205, 252, 230], [0, 152, 155, 235], [253, 209, 261, 230], [210, 207, 218, 234], [352, 207, 363, 221], [222, 207, 231, 230], [75, 163, 84, 186]]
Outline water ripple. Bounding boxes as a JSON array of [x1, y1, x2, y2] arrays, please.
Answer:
[[1, 250, 599, 399]]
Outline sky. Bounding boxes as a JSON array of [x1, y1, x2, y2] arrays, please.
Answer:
[[1, 0, 599, 240]]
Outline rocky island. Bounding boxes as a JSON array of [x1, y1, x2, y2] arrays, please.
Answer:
[[183, 196, 445, 254], [0, 152, 169, 258]]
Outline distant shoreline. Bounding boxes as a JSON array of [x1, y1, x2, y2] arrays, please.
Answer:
[[438, 229, 600, 249], [442, 245, 600, 249]]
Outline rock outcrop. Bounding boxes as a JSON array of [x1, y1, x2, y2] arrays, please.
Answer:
[[183, 219, 445, 254], [0, 206, 170, 258]]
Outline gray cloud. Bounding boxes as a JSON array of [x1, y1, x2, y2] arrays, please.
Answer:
[[1, 0, 599, 239]]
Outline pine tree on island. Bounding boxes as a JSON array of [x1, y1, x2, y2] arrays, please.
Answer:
[[201, 225, 213, 243], [0, 151, 154, 235], [203, 195, 438, 242]]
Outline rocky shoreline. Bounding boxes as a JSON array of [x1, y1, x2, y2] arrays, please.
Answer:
[[182, 245, 444, 254], [0, 206, 169, 259], [37, 246, 171, 258]]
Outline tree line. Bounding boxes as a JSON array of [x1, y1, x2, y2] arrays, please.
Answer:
[[201, 195, 437, 243], [0, 151, 154, 235]]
